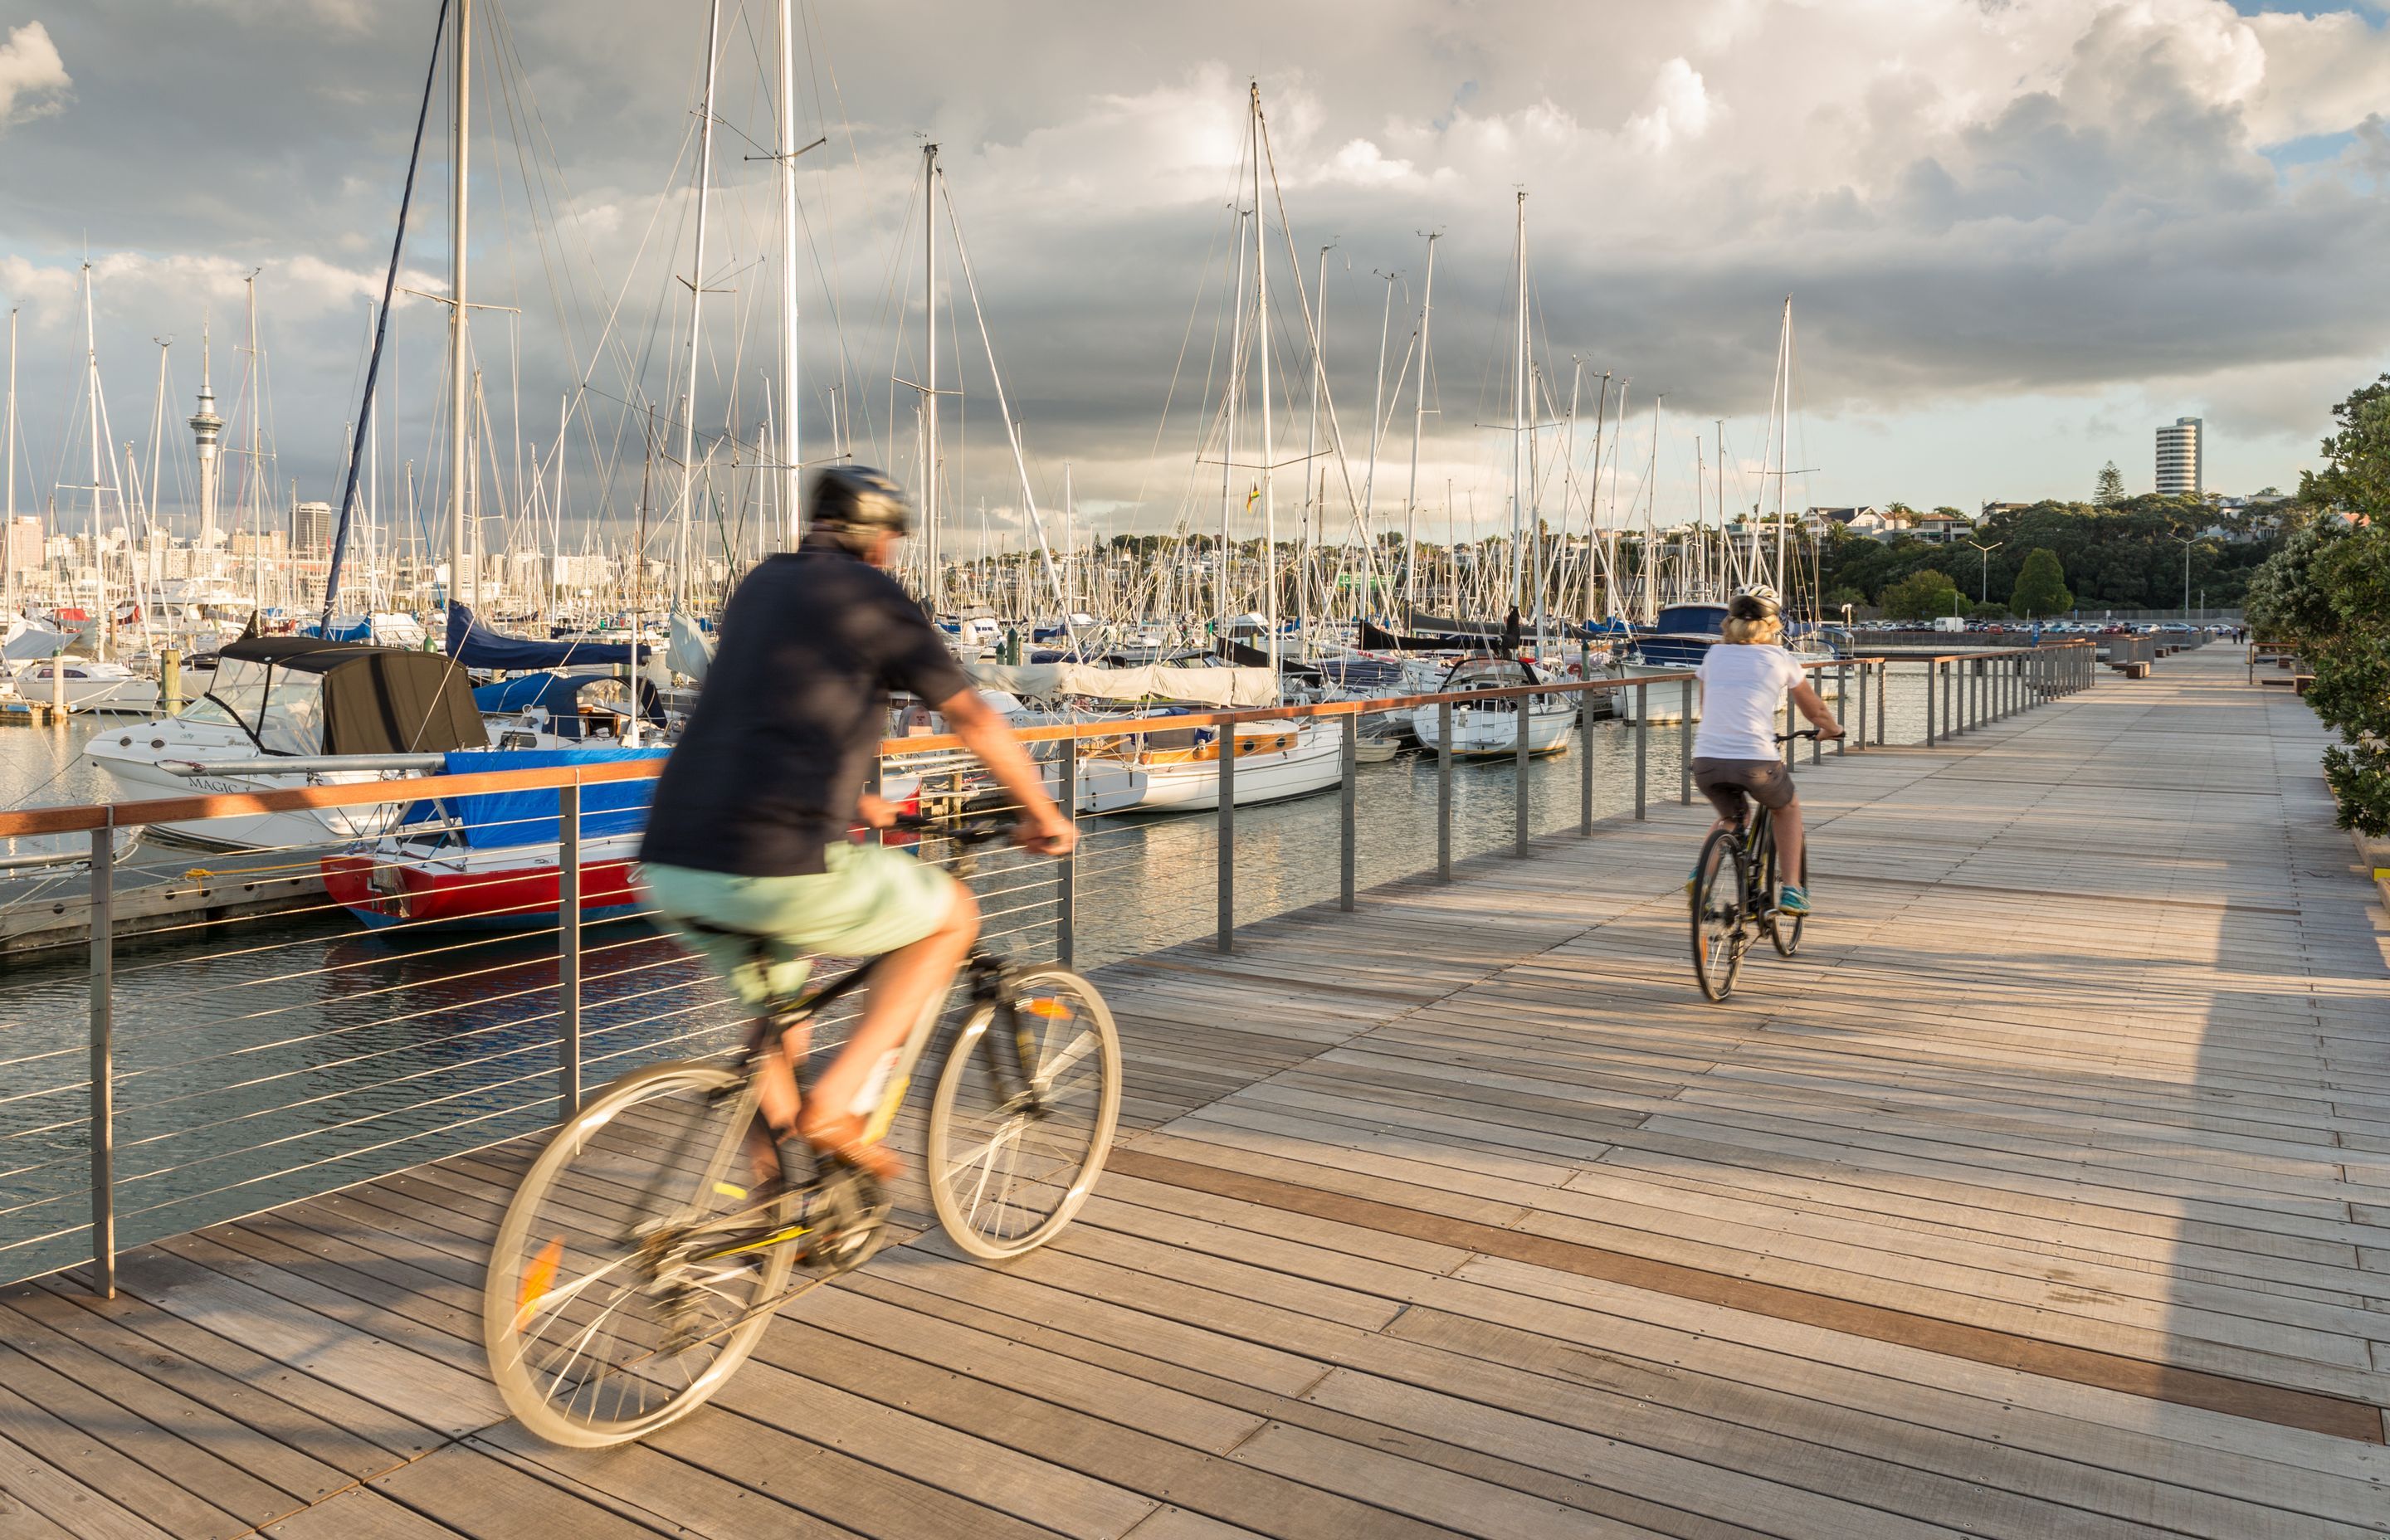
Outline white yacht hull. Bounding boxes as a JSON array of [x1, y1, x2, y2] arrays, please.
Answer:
[[82, 723, 420, 851], [12, 662, 161, 715], [1409, 700, 1575, 758], [1128, 727, 1343, 811]]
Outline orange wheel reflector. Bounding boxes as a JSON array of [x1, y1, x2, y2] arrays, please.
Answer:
[[1023, 998, 1073, 1018], [520, 1236, 563, 1311]]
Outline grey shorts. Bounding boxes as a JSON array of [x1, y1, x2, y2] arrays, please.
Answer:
[[1691, 757, 1795, 824]]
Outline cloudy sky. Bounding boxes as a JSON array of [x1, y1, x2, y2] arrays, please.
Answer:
[[2, 0, 2387, 557]]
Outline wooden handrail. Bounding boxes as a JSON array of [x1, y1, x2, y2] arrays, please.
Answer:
[[0, 646, 2083, 838]]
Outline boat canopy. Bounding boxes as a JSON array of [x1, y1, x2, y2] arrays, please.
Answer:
[[967, 660, 1277, 708], [202, 636, 485, 756], [446, 602, 636, 669], [409, 745, 668, 848]]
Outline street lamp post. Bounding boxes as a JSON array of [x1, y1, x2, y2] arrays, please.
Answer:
[[1964, 539, 2002, 606], [2172, 534, 2194, 618]]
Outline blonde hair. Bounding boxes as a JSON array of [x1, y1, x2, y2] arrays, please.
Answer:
[[1721, 612, 1783, 646]]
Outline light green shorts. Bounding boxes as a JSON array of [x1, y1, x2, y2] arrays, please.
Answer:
[[642, 841, 960, 1006]]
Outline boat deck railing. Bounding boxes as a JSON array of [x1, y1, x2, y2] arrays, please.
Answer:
[[0, 643, 2097, 1294]]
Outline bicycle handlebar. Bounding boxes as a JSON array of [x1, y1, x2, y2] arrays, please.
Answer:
[[1774, 729, 1822, 743]]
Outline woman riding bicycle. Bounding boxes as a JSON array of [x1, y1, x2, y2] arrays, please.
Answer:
[[1689, 587, 1841, 916]]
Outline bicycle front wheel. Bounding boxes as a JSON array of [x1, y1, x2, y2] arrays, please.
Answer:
[[484, 1061, 795, 1448], [1690, 827, 1747, 1001], [927, 967, 1122, 1260]]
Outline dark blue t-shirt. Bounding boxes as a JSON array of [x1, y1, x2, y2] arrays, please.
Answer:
[[641, 539, 968, 875]]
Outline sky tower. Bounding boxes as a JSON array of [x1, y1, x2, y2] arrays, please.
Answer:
[[188, 321, 223, 553]]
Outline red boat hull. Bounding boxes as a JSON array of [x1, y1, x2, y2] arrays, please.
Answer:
[[322, 853, 645, 931]]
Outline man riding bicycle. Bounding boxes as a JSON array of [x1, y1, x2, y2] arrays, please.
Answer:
[[638, 465, 1076, 1185], [1689, 587, 1841, 915]]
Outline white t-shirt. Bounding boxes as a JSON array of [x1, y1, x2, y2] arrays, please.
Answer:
[[1693, 643, 1804, 760]]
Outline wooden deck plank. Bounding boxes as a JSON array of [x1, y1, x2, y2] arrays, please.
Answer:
[[2, 645, 2385, 1537]]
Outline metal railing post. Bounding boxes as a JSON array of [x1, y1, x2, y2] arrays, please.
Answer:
[[1056, 736, 1078, 967], [1339, 714, 1358, 909], [1634, 685, 1648, 820], [1436, 699, 1453, 881], [1926, 660, 1939, 748], [1855, 660, 1869, 749], [1216, 721, 1236, 953], [1836, 665, 1849, 756], [1679, 685, 1694, 802], [89, 821, 115, 1299], [1579, 688, 1595, 835], [1811, 693, 1823, 765], [558, 782, 582, 1120], [1514, 695, 1530, 858], [1875, 661, 1888, 745]]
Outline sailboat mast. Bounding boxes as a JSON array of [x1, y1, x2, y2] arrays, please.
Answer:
[[922, 143, 939, 612], [1251, 83, 1277, 675], [1304, 241, 1330, 642], [777, 0, 801, 548], [448, 0, 470, 627], [1510, 191, 1526, 620], [1220, 201, 1245, 646], [4, 308, 14, 621], [1775, 297, 1793, 595], [83, 266, 107, 648], [246, 273, 264, 613], [674, 0, 723, 612], [1401, 234, 1437, 617]]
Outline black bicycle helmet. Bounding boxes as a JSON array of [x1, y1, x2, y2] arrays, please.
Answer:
[[808, 465, 914, 538]]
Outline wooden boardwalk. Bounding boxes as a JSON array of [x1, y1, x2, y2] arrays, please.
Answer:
[[4, 644, 2386, 1539]]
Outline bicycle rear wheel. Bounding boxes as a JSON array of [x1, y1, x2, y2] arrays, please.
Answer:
[[927, 967, 1122, 1260], [1690, 827, 1748, 1001], [484, 1061, 795, 1448]]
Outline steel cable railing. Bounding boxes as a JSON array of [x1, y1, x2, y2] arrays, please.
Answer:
[[0, 643, 2098, 1289]]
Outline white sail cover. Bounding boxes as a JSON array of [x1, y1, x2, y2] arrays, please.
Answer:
[[968, 661, 1277, 708], [668, 611, 716, 685]]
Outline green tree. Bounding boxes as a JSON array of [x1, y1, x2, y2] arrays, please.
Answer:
[[2010, 548, 2073, 616], [2095, 461, 2124, 505], [1879, 568, 1960, 621], [1821, 585, 1867, 613], [2298, 376, 2390, 514], [1968, 600, 2011, 621]]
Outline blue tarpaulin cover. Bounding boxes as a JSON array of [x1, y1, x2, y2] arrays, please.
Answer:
[[447, 602, 637, 669], [412, 745, 667, 848]]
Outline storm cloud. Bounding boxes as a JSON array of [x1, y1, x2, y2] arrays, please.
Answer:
[[2, 0, 2385, 550]]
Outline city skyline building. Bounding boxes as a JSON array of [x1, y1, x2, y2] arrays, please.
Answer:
[[2157, 416, 2204, 497]]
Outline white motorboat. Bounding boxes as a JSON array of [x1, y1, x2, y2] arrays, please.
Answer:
[[82, 636, 491, 850], [1407, 656, 1575, 759], [1100, 718, 1344, 811], [12, 658, 161, 714]]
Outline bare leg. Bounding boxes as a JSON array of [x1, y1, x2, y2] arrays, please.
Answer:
[[749, 1020, 812, 1183], [1773, 802, 1805, 888], [803, 886, 980, 1176]]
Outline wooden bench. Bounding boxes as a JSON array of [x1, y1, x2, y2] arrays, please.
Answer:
[[2122, 661, 2152, 680]]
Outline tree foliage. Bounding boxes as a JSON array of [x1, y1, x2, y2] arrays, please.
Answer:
[[2248, 373, 2390, 835], [2010, 548, 2073, 616], [1813, 495, 2277, 614], [2095, 461, 2124, 504], [1879, 568, 1960, 621]]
